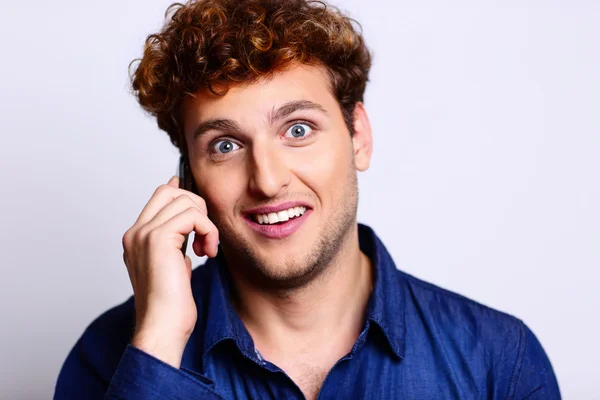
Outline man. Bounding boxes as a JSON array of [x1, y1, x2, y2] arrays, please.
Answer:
[[55, 0, 560, 398]]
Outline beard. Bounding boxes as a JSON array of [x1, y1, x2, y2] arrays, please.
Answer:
[[211, 165, 359, 292]]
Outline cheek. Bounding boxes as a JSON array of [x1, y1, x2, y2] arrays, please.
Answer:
[[289, 135, 354, 196], [197, 167, 245, 217]]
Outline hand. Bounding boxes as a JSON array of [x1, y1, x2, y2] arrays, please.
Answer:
[[121, 175, 219, 368]]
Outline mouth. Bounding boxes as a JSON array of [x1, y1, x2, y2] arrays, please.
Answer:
[[252, 206, 307, 225], [243, 203, 311, 239]]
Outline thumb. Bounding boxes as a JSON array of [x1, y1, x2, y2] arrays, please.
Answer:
[[167, 175, 179, 188]]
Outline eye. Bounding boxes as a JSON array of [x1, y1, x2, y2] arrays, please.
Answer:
[[284, 123, 313, 139], [212, 139, 240, 154]]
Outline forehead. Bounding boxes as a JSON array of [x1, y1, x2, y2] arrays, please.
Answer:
[[181, 64, 337, 132]]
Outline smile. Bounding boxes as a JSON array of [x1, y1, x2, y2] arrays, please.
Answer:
[[254, 206, 307, 225], [244, 202, 311, 239]]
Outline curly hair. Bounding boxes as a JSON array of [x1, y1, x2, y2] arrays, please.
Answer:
[[129, 0, 372, 154]]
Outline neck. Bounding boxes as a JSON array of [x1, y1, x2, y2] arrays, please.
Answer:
[[227, 225, 373, 358]]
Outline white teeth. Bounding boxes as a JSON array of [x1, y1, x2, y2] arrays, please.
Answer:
[[254, 206, 307, 224], [277, 211, 289, 222], [268, 212, 278, 224]]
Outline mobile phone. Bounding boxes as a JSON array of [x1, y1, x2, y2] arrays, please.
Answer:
[[178, 156, 193, 256]]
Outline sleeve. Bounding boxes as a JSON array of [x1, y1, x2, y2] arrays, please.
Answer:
[[104, 344, 223, 399], [509, 322, 561, 400], [54, 343, 223, 400]]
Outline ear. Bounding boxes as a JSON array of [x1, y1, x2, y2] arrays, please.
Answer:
[[351, 102, 373, 171]]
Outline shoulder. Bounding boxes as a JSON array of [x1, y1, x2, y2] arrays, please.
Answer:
[[75, 296, 137, 380], [76, 259, 217, 364], [396, 270, 560, 398], [55, 295, 136, 396], [56, 260, 217, 395], [398, 269, 523, 339]]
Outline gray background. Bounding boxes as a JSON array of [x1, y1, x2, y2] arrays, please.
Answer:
[[1, 0, 598, 398]]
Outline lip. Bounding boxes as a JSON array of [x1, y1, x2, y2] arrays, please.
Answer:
[[244, 208, 312, 239]]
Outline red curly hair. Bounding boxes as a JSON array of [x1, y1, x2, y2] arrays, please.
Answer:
[[129, 0, 372, 154]]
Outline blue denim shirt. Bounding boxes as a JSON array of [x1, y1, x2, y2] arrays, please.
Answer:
[[55, 224, 560, 399]]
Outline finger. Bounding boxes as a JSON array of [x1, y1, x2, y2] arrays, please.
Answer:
[[156, 207, 219, 257], [167, 175, 179, 188], [142, 194, 202, 232], [134, 184, 207, 227], [193, 232, 219, 258]]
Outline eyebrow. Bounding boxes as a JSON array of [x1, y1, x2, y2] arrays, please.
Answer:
[[192, 100, 328, 140], [268, 100, 328, 125], [192, 119, 242, 140]]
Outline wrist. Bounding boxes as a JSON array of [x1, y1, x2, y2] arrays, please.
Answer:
[[131, 331, 189, 369]]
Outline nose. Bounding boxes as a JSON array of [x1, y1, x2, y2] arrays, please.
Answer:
[[247, 140, 290, 198]]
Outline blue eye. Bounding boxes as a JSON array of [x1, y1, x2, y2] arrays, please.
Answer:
[[285, 123, 312, 139], [212, 139, 240, 154]]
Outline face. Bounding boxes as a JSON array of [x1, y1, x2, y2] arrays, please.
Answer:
[[182, 64, 372, 289]]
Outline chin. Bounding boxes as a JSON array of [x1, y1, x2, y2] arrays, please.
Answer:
[[231, 244, 323, 290], [253, 247, 313, 276]]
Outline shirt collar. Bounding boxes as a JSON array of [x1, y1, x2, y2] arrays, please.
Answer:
[[183, 223, 406, 371], [180, 251, 254, 373], [200, 251, 255, 362], [358, 223, 406, 359]]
